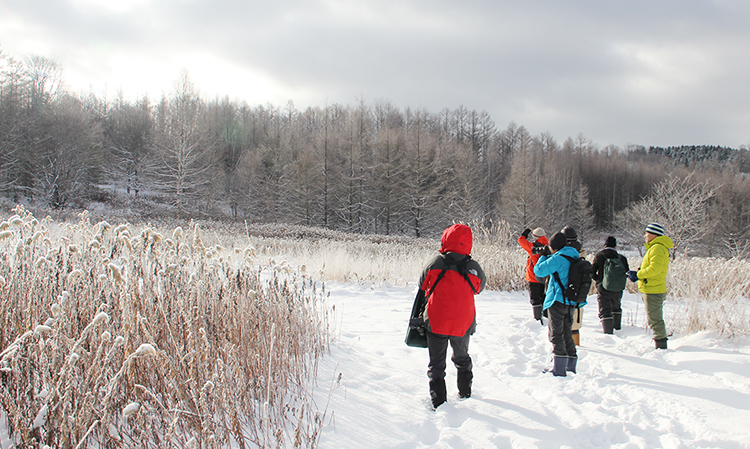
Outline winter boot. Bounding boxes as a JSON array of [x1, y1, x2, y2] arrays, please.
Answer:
[[613, 312, 622, 330], [572, 330, 580, 346], [457, 371, 473, 399], [600, 317, 614, 334], [429, 378, 447, 409], [549, 356, 567, 377], [654, 338, 668, 350], [566, 356, 577, 374], [532, 304, 543, 322]]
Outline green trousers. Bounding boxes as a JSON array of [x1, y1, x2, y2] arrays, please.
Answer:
[[642, 292, 667, 339]]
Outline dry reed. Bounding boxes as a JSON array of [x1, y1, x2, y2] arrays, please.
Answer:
[[2, 209, 746, 448], [625, 255, 750, 337], [0, 206, 329, 448]]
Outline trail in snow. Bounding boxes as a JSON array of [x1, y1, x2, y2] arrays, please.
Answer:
[[314, 283, 750, 449]]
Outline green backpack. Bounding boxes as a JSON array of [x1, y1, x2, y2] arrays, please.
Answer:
[[602, 255, 627, 292]]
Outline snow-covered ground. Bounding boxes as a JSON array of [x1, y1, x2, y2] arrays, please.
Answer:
[[314, 283, 750, 449]]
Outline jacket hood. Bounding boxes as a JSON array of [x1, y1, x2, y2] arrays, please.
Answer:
[[440, 224, 473, 255], [646, 235, 674, 250], [557, 245, 580, 259]]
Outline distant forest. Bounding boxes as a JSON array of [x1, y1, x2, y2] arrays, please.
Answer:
[[2, 53, 750, 251]]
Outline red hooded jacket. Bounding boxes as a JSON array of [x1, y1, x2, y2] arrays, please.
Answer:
[[419, 224, 486, 337]]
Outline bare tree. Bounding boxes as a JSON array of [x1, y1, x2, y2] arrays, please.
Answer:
[[498, 136, 547, 229], [335, 96, 372, 233], [570, 183, 596, 240], [616, 174, 715, 254], [372, 101, 407, 234], [153, 72, 214, 215], [25, 55, 62, 111], [0, 50, 21, 193], [403, 107, 447, 237], [32, 94, 102, 208], [103, 93, 154, 199]]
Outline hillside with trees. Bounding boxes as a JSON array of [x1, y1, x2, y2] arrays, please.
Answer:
[[1, 52, 749, 256]]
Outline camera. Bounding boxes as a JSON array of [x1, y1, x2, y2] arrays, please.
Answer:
[[531, 243, 551, 256]]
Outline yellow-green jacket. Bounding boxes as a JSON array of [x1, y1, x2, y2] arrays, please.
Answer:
[[636, 235, 674, 294]]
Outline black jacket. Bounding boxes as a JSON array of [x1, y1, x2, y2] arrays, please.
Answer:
[[591, 248, 629, 285]]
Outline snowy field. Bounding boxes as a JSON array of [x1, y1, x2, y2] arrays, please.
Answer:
[[314, 283, 750, 449]]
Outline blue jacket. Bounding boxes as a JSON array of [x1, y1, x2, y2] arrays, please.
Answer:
[[533, 245, 580, 310]]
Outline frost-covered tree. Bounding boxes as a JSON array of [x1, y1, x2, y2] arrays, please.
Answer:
[[497, 137, 547, 230], [103, 94, 153, 198], [616, 174, 715, 254], [153, 72, 214, 215]]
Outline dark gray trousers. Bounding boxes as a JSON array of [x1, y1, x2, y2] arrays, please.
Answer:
[[596, 284, 623, 319], [426, 326, 473, 381], [529, 282, 545, 306], [547, 301, 577, 358]]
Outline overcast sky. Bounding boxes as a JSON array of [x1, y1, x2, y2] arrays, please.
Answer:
[[2, 0, 749, 148]]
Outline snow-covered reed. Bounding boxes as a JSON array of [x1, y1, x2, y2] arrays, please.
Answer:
[[231, 220, 526, 292], [667, 256, 750, 337], [623, 254, 750, 337], [0, 206, 329, 448], [2, 207, 746, 447], [204, 219, 747, 338]]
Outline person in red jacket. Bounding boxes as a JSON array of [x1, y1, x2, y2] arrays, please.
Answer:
[[418, 224, 486, 409], [518, 227, 549, 322]]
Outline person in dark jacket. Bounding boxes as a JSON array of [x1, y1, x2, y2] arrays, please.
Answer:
[[518, 227, 549, 322], [561, 226, 586, 345], [418, 224, 486, 409], [591, 236, 629, 334], [533, 232, 579, 376], [562, 226, 585, 256]]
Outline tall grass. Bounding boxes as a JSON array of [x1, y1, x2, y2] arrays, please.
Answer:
[[246, 217, 749, 338], [234, 220, 526, 292], [623, 254, 750, 337], [667, 256, 750, 337], [2, 209, 747, 447], [0, 206, 329, 448]]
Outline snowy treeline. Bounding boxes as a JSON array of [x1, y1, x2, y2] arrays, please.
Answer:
[[1, 52, 750, 255]]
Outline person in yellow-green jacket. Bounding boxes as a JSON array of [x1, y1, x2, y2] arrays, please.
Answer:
[[627, 223, 674, 349]]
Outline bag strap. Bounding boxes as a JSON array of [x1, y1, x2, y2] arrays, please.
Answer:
[[552, 271, 566, 296], [416, 267, 448, 317], [552, 256, 574, 306], [559, 254, 577, 263], [427, 268, 448, 299], [422, 253, 478, 310]]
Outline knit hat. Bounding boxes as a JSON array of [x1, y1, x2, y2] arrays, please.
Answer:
[[604, 236, 617, 248], [645, 223, 665, 236], [561, 226, 578, 241], [549, 232, 567, 251], [532, 227, 545, 238]]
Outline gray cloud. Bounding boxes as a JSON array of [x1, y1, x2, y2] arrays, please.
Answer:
[[2, 0, 749, 147]]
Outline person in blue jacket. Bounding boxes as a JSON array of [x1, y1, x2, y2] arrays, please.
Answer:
[[533, 232, 579, 376]]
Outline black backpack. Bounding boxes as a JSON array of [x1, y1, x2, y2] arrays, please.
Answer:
[[553, 254, 593, 304]]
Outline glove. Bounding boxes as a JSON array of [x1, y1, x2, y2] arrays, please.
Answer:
[[538, 245, 551, 257], [522, 228, 531, 238], [627, 270, 638, 282]]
